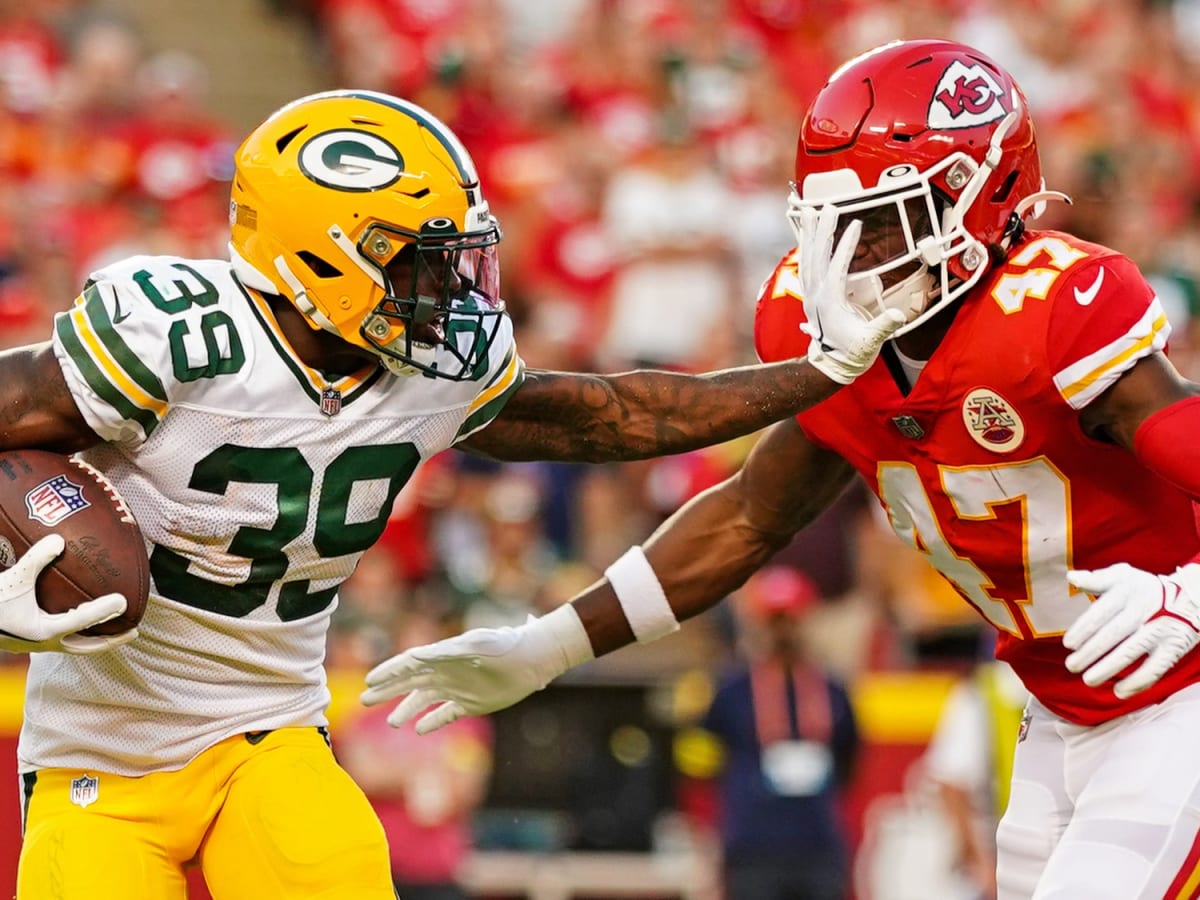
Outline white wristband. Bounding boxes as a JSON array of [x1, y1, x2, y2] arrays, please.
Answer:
[[604, 545, 680, 643], [535, 602, 596, 671]]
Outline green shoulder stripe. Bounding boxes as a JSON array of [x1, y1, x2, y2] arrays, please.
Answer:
[[455, 362, 525, 440], [55, 314, 161, 439], [482, 345, 516, 388], [82, 285, 169, 402]]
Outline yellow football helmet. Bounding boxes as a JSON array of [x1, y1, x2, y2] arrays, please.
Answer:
[[229, 90, 504, 380]]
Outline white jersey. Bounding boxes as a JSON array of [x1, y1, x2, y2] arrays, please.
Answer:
[[19, 254, 523, 775]]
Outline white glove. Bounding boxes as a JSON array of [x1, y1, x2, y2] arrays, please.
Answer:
[[0, 534, 136, 654], [361, 604, 595, 734], [797, 205, 906, 384], [1063, 563, 1200, 699]]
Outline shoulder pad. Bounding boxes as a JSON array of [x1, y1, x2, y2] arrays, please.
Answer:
[[53, 256, 248, 443]]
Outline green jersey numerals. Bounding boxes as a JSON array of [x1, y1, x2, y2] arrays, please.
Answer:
[[132, 263, 245, 381], [152, 442, 421, 620]]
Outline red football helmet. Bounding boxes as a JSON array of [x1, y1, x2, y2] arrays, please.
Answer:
[[788, 40, 1058, 334]]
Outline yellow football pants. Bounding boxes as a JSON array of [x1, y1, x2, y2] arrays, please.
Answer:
[[16, 727, 395, 899]]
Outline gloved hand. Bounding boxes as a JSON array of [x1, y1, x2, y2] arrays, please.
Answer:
[[1063, 562, 1200, 699], [0, 534, 136, 654], [797, 205, 906, 384], [361, 604, 594, 734]]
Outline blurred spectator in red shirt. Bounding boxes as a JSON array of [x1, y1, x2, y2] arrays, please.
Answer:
[[124, 51, 235, 216], [317, 0, 469, 98], [0, 0, 65, 115], [544, 0, 668, 163], [509, 128, 619, 371]]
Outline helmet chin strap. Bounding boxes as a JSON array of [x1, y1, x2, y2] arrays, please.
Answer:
[[364, 313, 442, 378], [378, 355, 419, 378], [228, 244, 342, 334], [846, 266, 935, 323]]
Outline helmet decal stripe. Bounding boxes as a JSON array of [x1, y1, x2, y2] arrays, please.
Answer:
[[326, 225, 386, 289], [343, 90, 480, 184]]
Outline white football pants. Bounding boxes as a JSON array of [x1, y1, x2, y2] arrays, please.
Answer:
[[997, 681, 1200, 899]]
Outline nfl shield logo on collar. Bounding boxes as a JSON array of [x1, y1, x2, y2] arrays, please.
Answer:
[[320, 387, 343, 417], [69, 774, 99, 809], [891, 415, 925, 439]]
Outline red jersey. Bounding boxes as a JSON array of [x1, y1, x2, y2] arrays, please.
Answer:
[[754, 230, 1198, 725]]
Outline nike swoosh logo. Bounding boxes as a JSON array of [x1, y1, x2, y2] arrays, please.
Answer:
[[1073, 267, 1105, 306], [110, 290, 131, 324], [244, 730, 273, 745]]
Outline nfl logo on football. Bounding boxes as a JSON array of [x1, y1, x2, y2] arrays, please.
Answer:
[[24, 475, 91, 526], [69, 774, 99, 809]]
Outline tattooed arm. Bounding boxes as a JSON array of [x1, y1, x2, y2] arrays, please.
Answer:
[[457, 359, 840, 462], [0, 343, 100, 452]]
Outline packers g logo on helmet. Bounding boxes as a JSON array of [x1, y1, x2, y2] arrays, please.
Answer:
[[297, 130, 405, 192]]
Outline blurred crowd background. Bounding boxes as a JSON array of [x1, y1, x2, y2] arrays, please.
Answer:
[[3, 0, 1200, 897]]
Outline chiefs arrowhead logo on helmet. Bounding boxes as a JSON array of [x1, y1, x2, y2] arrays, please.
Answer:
[[929, 60, 1008, 130]]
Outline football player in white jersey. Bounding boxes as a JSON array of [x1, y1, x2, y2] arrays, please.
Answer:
[[0, 90, 900, 899]]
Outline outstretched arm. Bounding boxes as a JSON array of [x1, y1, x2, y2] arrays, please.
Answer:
[[574, 417, 854, 653], [459, 266, 905, 464], [459, 359, 842, 462], [362, 419, 857, 729]]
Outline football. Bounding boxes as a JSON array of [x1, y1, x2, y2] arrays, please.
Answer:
[[0, 449, 149, 636]]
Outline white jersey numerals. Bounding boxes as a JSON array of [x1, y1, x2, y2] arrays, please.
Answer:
[[989, 236, 1089, 314], [878, 458, 1091, 636]]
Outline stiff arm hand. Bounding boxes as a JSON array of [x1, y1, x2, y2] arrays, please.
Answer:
[[1063, 562, 1200, 699], [796, 205, 906, 384], [361, 604, 594, 734], [0, 534, 134, 653]]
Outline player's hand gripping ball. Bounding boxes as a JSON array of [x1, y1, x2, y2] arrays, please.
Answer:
[[0, 450, 149, 637]]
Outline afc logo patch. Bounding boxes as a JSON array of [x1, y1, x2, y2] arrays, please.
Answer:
[[962, 387, 1024, 452], [69, 774, 99, 809], [929, 60, 1008, 130], [25, 475, 91, 526]]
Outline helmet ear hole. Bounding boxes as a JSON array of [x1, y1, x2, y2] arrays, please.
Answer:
[[990, 170, 1019, 204], [275, 126, 306, 153], [296, 251, 343, 278]]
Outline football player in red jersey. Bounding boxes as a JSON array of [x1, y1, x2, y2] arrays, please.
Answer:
[[368, 41, 1200, 899]]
